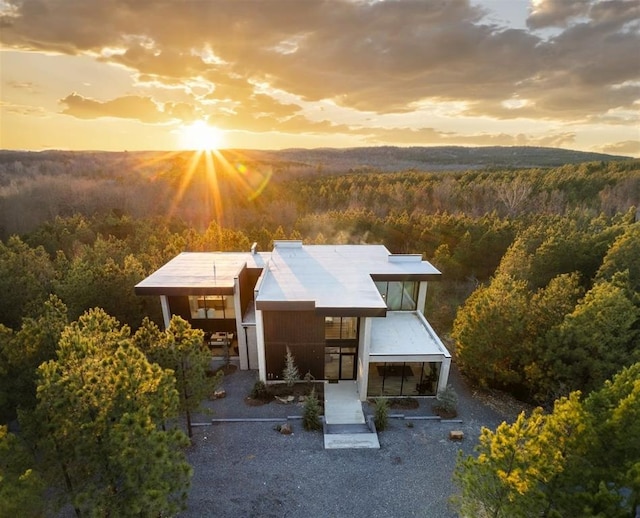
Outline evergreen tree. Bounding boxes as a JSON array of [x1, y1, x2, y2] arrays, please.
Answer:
[[134, 316, 222, 438], [452, 273, 531, 390], [282, 346, 300, 388], [581, 363, 640, 516], [0, 425, 45, 517], [453, 393, 588, 518], [0, 295, 68, 422], [538, 280, 639, 398], [302, 387, 322, 431], [0, 236, 55, 329], [30, 309, 191, 517], [596, 222, 640, 298]]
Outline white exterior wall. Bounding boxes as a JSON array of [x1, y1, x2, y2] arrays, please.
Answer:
[[233, 277, 249, 370], [437, 357, 452, 395], [160, 295, 171, 329], [255, 307, 266, 382], [417, 281, 428, 315], [357, 317, 372, 401]]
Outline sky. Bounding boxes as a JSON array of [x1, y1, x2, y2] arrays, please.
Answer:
[[0, 0, 639, 155]]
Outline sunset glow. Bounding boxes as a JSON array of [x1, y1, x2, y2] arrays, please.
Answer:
[[0, 0, 638, 155], [178, 121, 226, 151]]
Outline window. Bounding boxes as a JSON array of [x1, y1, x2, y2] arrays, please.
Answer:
[[374, 281, 418, 310], [189, 295, 228, 319], [367, 362, 440, 397], [324, 316, 358, 340]]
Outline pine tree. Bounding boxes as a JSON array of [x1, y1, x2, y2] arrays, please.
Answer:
[[134, 316, 223, 438], [282, 346, 300, 388], [0, 425, 45, 516], [453, 393, 588, 518], [31, 309, 192, 517], [302, 387, 322, 431]]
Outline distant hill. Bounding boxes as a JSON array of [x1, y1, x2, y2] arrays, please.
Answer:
[[0, 146, 632, 180], [240, 145, 632, 173]]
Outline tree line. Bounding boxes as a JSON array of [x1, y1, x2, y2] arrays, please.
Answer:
[[0, 155, 638, 515]]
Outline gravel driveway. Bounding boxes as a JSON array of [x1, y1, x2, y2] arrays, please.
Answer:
[[181, 363, 515, 518]]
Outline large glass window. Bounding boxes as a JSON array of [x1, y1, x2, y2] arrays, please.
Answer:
[[374, 281, 418, 310], [324, 316, 358, 340], [367, 362, 440, 397], [189, 295, 234, 319]]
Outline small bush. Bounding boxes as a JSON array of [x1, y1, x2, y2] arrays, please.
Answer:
[[434, 384, 458, 417], [374, 398, 389, 431], [302, 387, 322, 431], [250, 380, 270, 401]]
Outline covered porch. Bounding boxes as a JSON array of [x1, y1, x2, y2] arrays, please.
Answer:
[[362, 312, 451, 399]]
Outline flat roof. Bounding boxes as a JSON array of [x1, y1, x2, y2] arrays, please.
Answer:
[[135, 242, 441, 308], [370, 312, 451, 359], [134, 252, 269, 296], [255, 242, 440, 313]]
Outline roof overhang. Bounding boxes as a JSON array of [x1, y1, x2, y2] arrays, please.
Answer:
[[134, 251, 268, 296]]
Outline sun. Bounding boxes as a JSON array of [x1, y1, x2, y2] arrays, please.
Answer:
[[179, 120, 226, 151]]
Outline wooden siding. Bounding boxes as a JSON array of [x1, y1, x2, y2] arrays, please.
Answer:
[[239, 266, 262, 316], [263, 310, 325, 380]]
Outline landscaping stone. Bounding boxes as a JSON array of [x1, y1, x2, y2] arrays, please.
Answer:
[[278, 423, 292, 435], [212, 389, 226, 399], [449, 430, 464, 441]]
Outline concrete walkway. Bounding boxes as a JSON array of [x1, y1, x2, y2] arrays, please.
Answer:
[[323, 381, 380, 449]]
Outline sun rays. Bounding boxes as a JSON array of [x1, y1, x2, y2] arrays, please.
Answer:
[[164, 150, 272, 230]]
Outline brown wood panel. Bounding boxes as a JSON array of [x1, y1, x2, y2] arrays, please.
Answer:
[[263, 311, 325, 380], [238, 266, 263, 316]]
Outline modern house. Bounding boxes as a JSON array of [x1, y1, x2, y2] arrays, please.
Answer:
[[135, 241, 451, 401]]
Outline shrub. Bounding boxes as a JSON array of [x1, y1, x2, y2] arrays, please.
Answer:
[[302, 387, 322, 431], [250, 380, 270, 401], [434, 384, 458, 417], [374, 398, 389, 431]]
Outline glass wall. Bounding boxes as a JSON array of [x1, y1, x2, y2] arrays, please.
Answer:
[[189, 295, 236, 319], [367, 361, 441, 397], [374, 281, 418, 310], [324, 316, 358, 340]]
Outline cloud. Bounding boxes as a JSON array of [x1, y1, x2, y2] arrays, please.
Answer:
[[357, 126, 576, 148], [59, 93, 169, 123], [2, 0, 639, 133], [7, 80, 41, 94], [601, 139, 640, 156], [1, 100, 47, 116], [527, 0, 590, 29]]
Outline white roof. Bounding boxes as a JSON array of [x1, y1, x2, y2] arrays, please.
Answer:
[[135, 251, 268, 294], [135, 242, 441, 308], [256, 242, 440, 311], [370, 312, 451, 359]]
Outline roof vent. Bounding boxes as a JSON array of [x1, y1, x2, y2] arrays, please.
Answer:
[[251, 242, 257, 254]]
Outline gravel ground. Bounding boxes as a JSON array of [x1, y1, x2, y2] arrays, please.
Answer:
[[181, 363, 519, 518]]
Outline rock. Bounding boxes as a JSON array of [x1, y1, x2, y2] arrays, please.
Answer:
[[278, 423, 292, 435], [212, 389, 226, 399], [275, 395, 295, 404], [449, 430, 464, 441]]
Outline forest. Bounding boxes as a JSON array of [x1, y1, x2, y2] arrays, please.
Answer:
[[0, 148, 638, 516]]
